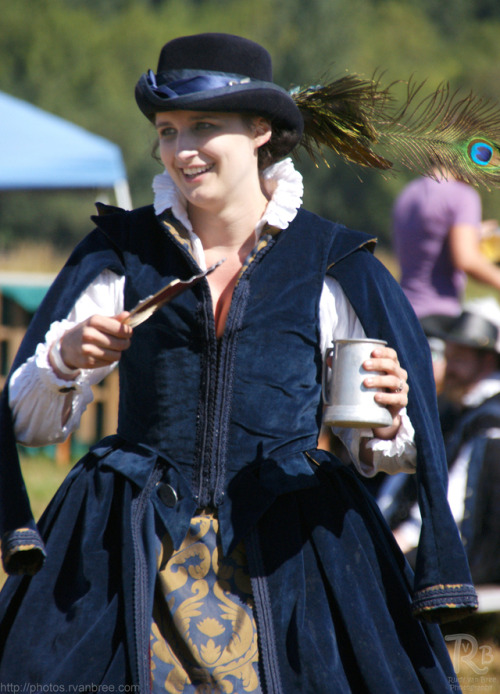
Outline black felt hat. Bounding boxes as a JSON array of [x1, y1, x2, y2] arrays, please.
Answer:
[[419, 314, 457, 339], [443, 311, 499, 351], [135, 33, 303, 147]]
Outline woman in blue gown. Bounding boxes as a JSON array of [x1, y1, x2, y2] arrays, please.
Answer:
[[0, 32, 476, 693]]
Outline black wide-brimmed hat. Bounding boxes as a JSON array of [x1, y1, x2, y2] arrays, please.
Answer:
[[443, 311, 499, 352], [135, 33, 303, 147]]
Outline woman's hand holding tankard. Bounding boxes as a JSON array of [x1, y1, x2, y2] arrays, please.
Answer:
[[362, 345, 409, 440]]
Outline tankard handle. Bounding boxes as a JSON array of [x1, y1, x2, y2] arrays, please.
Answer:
[[322, 346, 334, 405]]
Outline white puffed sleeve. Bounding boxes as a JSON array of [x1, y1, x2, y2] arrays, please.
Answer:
[[319, 275, 416, 477], [9, 270, 125, 446]]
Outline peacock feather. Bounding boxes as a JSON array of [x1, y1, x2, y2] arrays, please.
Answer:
[[374, 80, 500, 189], [291, 75, 393, 170], [292, 75, 500, 189]]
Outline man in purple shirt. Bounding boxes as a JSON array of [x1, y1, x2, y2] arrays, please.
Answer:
[[393, 172, 500, 322]]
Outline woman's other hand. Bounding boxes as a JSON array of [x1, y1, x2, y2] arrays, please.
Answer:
[[362, 345, 409, 440]]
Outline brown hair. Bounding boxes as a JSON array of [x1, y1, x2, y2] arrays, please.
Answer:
[[241, 114, 298, 170]]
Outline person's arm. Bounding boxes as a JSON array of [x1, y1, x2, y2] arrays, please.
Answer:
[[319, 276, 416, 477], [449, 222, 500, 291], [9, 270, 127, 446]]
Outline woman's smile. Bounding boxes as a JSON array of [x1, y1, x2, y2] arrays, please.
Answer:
[[179, 163, 215, 181]]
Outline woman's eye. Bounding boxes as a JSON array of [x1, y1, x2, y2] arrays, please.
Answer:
[[194, 121, 215, 132], [159, 128, 176, 138]]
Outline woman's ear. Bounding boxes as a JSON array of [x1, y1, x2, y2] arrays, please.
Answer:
[[253, 117, 272, 148]]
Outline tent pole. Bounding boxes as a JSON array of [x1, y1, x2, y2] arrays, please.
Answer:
[[114, 178, 132, 210]]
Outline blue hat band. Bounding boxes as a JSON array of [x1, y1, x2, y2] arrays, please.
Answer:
[[147, 69, 252, 100]]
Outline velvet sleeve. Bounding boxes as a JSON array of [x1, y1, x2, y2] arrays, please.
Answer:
[[0, 222, 126, 575], [326, 234, 478, 622]]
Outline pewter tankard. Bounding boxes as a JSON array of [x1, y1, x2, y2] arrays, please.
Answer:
[[322, 338, 393, 428]]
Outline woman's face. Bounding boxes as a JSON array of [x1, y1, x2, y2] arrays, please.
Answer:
[[154, 110, 271, 214]]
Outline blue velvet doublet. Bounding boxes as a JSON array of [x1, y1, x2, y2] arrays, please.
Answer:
[[0, 204, 477, 692]]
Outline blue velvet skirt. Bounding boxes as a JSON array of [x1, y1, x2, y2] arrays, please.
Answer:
[[0, 447, 461, 693]]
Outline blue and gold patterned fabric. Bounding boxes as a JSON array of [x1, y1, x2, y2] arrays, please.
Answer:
[[151, 510, 262, 693]]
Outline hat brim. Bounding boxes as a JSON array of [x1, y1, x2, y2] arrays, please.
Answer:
[[419, 314, 457, 339], [438, 312, 499, 352], [444, 335, 498, 351], [135, 73, 304, 141]]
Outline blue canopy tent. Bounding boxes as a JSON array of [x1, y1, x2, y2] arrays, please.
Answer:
[[0, 93, 131, 461], [0, 90, 131, 208]]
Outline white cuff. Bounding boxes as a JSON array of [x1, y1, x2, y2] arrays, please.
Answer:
[[335, 408, 417, 478], [365, 409, 417, 476], [34, 319, 85, 393], [49, 339, 81, 380]]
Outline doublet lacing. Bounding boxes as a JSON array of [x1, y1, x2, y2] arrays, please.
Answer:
[[193, 238, 276, 508], [159, 214, 279, 508]]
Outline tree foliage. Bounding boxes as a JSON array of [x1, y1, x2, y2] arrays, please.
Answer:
[[1, 0, 500, 252]]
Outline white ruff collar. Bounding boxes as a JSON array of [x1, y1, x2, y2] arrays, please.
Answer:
[[152, 157, 304, 235]]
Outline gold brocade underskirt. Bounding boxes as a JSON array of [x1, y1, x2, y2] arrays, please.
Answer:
[[150, 510, 262, 693]]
